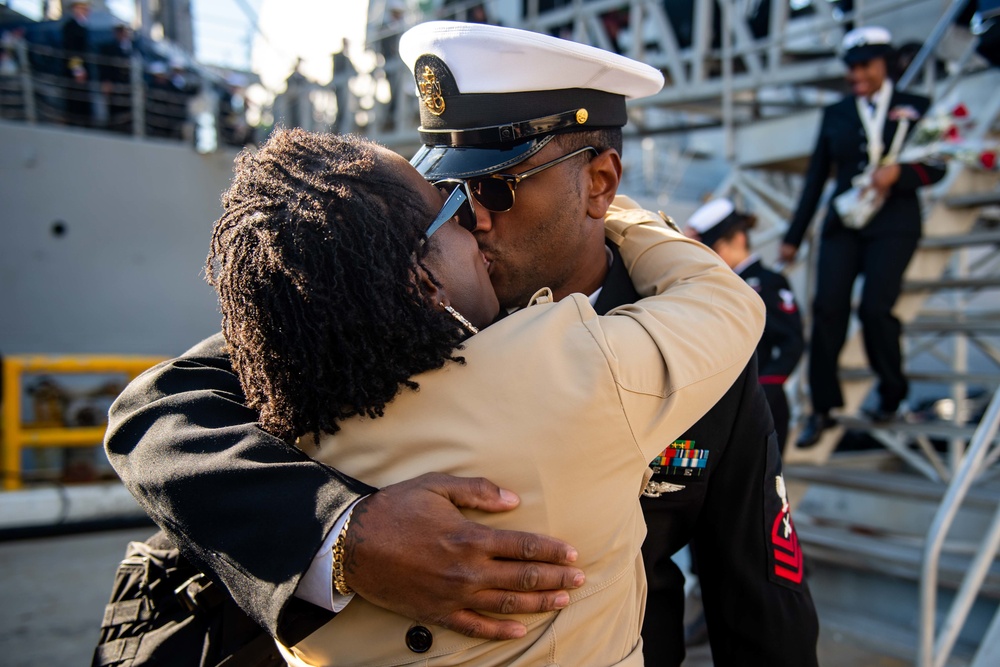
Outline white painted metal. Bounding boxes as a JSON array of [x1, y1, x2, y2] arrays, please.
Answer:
[[0, 120, 234, 355], [920, 386, 1000, 667]]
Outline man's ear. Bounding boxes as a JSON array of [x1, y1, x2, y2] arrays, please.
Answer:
[[585, 148, 622, 220]]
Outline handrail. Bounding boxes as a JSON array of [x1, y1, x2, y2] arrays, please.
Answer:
[[0, 355, 164, 491], [918, 384, 1000, 667], [0, 38, 248, 147], [898, 0, 973, 92]]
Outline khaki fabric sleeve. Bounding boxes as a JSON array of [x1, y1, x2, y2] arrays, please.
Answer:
[[587, 203, 765, 462]]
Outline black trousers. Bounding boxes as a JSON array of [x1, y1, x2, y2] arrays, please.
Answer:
[[639, 497, 687, 667], [809, 230, 920, 413], [762, 383, 790, 450]]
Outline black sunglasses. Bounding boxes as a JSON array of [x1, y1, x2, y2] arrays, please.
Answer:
[[425, 182, 477, 238], [454, 146, 599, 213]]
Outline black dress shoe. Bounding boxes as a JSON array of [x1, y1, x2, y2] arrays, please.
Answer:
[[796, 413, 836, 448]]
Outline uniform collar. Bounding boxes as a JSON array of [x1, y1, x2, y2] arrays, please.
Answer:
[[594, 242, 640, 315], [734, 253, 760, 276], [586, 245, 615, 307]]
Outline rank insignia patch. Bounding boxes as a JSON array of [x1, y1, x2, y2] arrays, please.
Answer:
[[650, 440, 709, 478], [770, 474, 804, 584], [778, 288, 798, 314]]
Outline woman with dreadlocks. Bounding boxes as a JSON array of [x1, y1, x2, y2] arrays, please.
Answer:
[[207, 128, 764, 666]]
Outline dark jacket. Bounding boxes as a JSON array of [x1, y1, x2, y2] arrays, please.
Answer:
[[98, 39, 132, 84], [599, 245, 818, 666], [738, 258, 804, 386], [783, 89, 946, 248], [105, 335, 363, 642], [61, 16, 88, 76]]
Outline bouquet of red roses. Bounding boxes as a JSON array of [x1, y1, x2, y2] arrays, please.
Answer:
[[901, 103, 998, 171]]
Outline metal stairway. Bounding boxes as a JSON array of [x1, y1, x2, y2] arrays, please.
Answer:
[[702, 4, 1000, 659], [737, 5, 1000, 665]]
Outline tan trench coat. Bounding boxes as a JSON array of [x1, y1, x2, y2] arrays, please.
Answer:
[[280, 197, 765, 666]]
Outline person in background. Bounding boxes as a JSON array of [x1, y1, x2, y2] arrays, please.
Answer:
[[0, 27, 26, 120], [145, 61, 173, 138], [218, 73, 251, 147], [277, 57, 311, 129], [0, 27, 24, 75], [98, 24, 133, 133], [780, 26, 946, 447], [377, 0, 406, 131], [686, 198, 804, 450], [61, 0, 92, 127], [331, 39, 355, 133]]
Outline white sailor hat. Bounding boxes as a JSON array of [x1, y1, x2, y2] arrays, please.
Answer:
[[399, 21, 664, 180], [841, 26, 893, 65], [685, 198, 755, 247]]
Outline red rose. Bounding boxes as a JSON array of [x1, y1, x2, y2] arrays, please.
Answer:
[[952, 103, 970, 118], [945, 125, 961, 142], [980, 151, 997, 170]]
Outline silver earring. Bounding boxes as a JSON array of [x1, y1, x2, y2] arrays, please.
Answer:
[[442, 304, 479, 335]]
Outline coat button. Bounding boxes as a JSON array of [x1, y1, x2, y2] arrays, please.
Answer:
[[406, 626, 433, 653]]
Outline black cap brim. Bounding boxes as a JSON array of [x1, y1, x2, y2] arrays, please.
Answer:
[[843, 44, 892, 65], [410, 137, 551, 180]]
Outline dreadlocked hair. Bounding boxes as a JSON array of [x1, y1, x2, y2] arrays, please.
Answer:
[[206, 129, 469, 444]]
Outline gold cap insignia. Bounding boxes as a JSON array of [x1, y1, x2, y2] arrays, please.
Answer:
[[575, 108, 589, 124], [417, 65, 446, 116]]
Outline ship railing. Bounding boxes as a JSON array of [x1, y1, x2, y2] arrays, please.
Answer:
[[0, 355, 164, 492], [897, 11, 1000, 665], [0, 38, 246, 149]]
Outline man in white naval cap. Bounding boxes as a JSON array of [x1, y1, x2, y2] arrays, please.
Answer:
[[102, 20, 818, 666], [686, 198, 804, 450], [780, 26, 946, 447], [395, 21, 818, 666]]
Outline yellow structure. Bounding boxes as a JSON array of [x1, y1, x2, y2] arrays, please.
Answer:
[[0, 355, 164, 490]]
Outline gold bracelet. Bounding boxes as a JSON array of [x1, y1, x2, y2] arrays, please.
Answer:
[[332, 513, 353, 596]]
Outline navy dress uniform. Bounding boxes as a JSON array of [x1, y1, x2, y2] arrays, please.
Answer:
[[686, 198, 805, 449], [105, 19, 818, 666], [784, 26, 946, 445], [61, 0, 92, 126], [397, 24, 818, 663], [742, 260, 805, 449]]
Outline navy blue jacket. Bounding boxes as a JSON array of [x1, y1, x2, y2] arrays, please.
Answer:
[[784, 89, 946, 248]]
